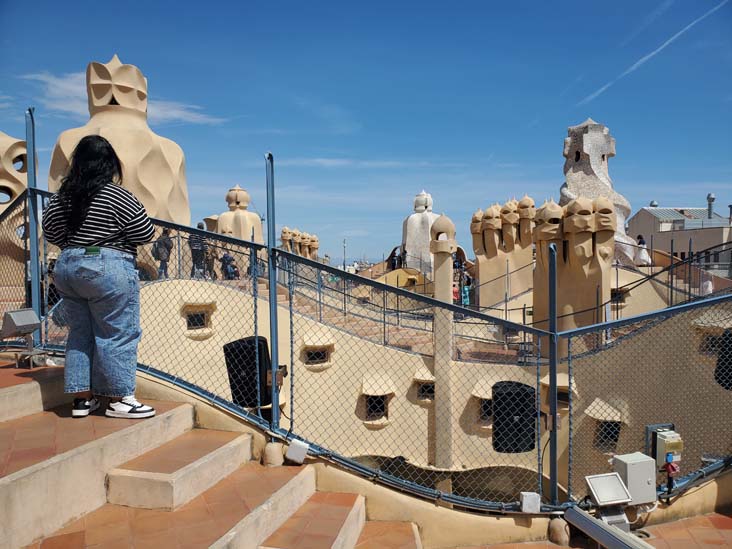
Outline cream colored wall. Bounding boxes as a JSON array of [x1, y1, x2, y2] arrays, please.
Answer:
[[648, 227, 730, 255], [628, 209, 731, 254], [567, 307, 732, 492], [627, 210, 659, 244], [137, 276, 731, 512]]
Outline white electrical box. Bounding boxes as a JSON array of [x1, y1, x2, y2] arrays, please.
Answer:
[[614, 452, 657, 506], [520, 491, 541, 514], [655, 429, 683, 467], [285, 438, 309, 464]]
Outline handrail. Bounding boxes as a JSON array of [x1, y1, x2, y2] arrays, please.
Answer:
[[277, 248, 548, 335], [0, 190, 27, 226], [558, 291, 732, 338]]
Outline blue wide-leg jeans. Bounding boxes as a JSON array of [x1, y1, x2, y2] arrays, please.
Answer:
[[53, 247, 141, 397]]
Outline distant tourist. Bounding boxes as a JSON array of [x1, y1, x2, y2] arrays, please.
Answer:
[[634, 234, 651, 266], [461, 283, 470, 306], [205, 246, 218, 280], [220, 250, 239, 280], [152, 228, 173, 279], [42, 135, 156, 419], [188, 222, 208, 278]]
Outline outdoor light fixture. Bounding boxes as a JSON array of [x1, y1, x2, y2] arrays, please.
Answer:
[[584, 472, 633, 533]]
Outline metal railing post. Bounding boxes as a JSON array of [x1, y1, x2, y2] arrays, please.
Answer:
[[688, 238, 693, 297], [670, 239, 675, 306], [176, 234, 182, 279], [548, 242, 559, 506], [265, 152, 280, 431], [25, 108, 41, 345], [317, 269, 323, 322], [251, 241, 261, 416], [382, 290, 387, 345], [396, 275, 400, 326]]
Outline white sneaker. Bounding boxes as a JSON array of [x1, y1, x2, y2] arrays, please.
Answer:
[[105, 396, 156, 419], [72, 397, 100, 418]]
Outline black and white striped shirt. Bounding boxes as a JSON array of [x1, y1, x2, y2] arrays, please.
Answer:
[[42, 183, 155, 256]]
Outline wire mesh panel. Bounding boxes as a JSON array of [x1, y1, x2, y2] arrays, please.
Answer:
[[34, 195, 272, 422], [0, 194, 29, 328], [134, 224, 270, 420], [565, 296, 732, 501], [281, 251, 548, 506]]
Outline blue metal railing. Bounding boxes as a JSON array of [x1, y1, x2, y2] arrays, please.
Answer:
[[6, 133, 729, 517]]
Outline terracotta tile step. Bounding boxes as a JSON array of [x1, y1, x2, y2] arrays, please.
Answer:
[[356, 521, 422, 549], [108, 429, 252, 510], [260, 491, 365, 549], [28, 463, 315, 549], [1, 401, 193, 548], [0, 364, 69, 423]]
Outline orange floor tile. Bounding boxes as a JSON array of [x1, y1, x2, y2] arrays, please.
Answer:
[[356, 521, 418, 548], [0, 400, 181, 478], [0, 362, 63, 389], [28, 463, 303, 548], [645, 512, 732, 548], [119, 429, 241, 474], [261, 491, 359, 549]]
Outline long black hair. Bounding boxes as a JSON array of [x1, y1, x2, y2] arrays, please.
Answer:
[[59, 135, 122, 235]]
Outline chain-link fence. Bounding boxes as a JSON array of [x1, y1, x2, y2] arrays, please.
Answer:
[[0, 192, 29, 341], [3, 186, 730, 512], [564, 296, 732, 501], [279, 250, 548, 505]]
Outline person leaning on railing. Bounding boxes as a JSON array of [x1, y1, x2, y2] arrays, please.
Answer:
[[41, 135, 157, 420]]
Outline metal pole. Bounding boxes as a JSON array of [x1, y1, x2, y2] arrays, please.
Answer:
[[670, 239, 674, 306], [265, 152, 280, 431], [650, 234, 654, 268], [317, 269, 323, 322], [688, 238, 692, 299], [548, 242, 559, 506], [176, 233, 182, 279], [382, 290, 387, 345], [25, 108, 41, 345], [343, 238, 346, 271]]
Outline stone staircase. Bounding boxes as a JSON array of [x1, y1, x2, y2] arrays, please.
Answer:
[[0, 360, 422, 549]]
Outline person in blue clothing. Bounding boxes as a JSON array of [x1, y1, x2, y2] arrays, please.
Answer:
[[42, 135, 156, 419]]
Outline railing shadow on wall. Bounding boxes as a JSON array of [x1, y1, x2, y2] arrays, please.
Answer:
[[5, 165, 731, 515]]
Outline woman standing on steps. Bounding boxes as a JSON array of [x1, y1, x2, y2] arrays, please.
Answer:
[[42, 135, 157, 419]]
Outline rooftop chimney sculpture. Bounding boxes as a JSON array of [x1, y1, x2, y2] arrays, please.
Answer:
[[559, 118, 633, 264], [48, 55, 191, 225], [401, 190, 440, 275]]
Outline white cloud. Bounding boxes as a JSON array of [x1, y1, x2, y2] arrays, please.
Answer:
[[578, 0, 729, 105], [21, 71, 225, 125], [619, 0, 675, 47]]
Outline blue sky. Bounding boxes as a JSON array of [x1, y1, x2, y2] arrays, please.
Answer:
[[1, 0, 730, 261]]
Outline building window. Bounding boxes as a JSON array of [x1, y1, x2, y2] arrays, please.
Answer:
[[714, 252, 720, 263], [700, 334, 720, 355], [417, 382, 435, 401], [180, 302, 217, 341], [557, 388, 571, 407], [304, 347, 330, 365], [680, 252, 686, 260], [186, 312, 208, 330], [706, 252, 711, 264], [593, 421, 621, 453], [478, 398, 493, 424], [366, 395, 387, 421]]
